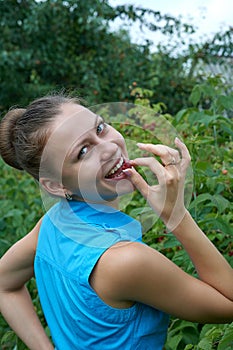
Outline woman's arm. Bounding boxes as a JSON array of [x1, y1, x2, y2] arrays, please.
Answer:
[[0, 219, 54, 350], [125, 138, 233, 301], [100, 138, 233, 322], [171, 210, 233, 301], [94, 241, 233, 323]]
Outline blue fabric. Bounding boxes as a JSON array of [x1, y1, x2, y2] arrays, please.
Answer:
[[34, 200, 169, 349]]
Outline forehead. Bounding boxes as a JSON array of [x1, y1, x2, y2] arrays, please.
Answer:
[[54, 102, 99, 147], [54, 103, 97, 139], [41, 103, 97, 171]]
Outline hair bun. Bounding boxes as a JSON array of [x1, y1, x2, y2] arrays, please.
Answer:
[[0, 108, 26, 170]]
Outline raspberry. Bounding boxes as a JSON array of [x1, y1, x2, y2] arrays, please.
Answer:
[[122, 161, 132, 170]]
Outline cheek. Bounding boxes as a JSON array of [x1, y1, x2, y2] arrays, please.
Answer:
[[75, 162, 101, 188], [74, 166, 106, 201]]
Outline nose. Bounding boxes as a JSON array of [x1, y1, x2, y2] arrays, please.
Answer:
[[95, 139, 119, 162]]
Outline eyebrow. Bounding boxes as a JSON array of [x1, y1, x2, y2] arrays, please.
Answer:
[[67, 114, 101, 160]]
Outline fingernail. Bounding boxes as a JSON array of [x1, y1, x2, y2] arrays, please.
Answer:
[[175, 137, 182, 143], [122, 169, 132, 176], [137, 143, 144, 148]]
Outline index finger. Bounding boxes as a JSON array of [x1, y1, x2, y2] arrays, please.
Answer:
[[174, 137, 191, 170], [136, 142, 180, 166]]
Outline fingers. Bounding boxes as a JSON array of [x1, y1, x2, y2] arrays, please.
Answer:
[[130, 157, 166, 186], [137, 142, 181, 167], [123, 138, 191, 195], [136, 138, 191, 170], [122, 166, 151, 198], [174, 137, 191, 171]]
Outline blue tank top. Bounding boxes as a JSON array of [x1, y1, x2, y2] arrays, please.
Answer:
[[34, 200, 169, 349]]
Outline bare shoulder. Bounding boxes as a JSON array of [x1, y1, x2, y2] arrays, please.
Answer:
[[90, 241, 165, 307], [94, 241, 153, 277], [102, 240, 167, 275]]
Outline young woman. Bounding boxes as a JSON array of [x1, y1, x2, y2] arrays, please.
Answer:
[[0, 95, 233, 350]]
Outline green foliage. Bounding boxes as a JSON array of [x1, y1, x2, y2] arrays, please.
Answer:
[[1, 0, 192, 111], [1, 1, 232, 115], [0, 163, 43, 256], [165, 321, 233, 350], [142, 28, 233, 114]]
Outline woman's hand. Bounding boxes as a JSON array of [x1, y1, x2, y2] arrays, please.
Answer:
[[124, 138, 191, 231]]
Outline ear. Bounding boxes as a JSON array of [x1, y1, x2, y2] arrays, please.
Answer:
[[39, 177, 67, 198]]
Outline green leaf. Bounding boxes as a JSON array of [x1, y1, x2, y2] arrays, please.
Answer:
[[220, 123, 233, 137], [217, 95, 233, 110], [195, 161, 210, 171], [175, 109, 188, 122], [198, 337, 214, 350], [205, 217, 233, 235], [189, 194, 230, 213], [129, 207, 151, 217], [189, 86, 202, 106], [167, 333, 183, 350], [217, 323, 233, 350], [163, 237, 180, 249], [168, 320, 198, 336], [189, 194, 213, 210], [198, 114, 216, 126], [212, 194, 230, 213], [184, 345, 195, 350], [1, 330, 17, 344], [201, 84, 216, 98], [188, 111, 217, 127]]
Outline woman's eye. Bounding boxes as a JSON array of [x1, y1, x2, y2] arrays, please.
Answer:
[[78, 146, 88, 159], [77, 122, 107, 160], [97, 122, 106, 135]]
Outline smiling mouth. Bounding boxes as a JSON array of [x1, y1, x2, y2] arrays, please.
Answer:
[[105, 157, 132, 179]]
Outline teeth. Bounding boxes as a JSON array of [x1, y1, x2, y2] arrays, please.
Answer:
[[107, 157, 123, 176]]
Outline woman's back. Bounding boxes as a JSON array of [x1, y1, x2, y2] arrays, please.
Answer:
[[34, 200, 169, 349]]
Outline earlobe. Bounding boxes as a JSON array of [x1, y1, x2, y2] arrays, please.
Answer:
[[39, 177, 66, 198]]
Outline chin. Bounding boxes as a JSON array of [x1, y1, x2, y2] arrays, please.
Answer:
[[76, 178, 135, 205], [107, 179, 135, 198]]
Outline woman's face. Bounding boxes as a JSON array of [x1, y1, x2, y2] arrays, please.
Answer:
[[42, 103, 134, 203]]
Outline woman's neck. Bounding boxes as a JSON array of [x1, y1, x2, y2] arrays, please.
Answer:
[[72, 195, 120, 210]]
